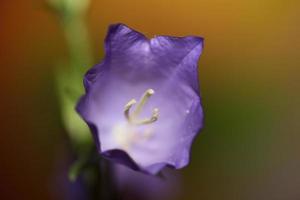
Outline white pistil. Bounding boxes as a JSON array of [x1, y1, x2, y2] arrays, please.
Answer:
[[116, 89, 158, 150], [133, 89, 154, 118], [124, 99, 137, 124], [124, 88, 159, 126]]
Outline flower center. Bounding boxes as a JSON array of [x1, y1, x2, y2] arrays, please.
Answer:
[[113, 89, 159, 150], [124, 89, 159, 125]]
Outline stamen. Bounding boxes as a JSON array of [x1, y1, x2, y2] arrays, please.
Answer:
[[124, 89, 159, 125]]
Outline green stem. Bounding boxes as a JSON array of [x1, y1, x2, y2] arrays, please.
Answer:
[[48, 3, 119, 199], [61, 14, 93, 76]]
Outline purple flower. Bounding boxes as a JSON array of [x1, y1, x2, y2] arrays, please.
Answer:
[[77, 23, 204, 174]]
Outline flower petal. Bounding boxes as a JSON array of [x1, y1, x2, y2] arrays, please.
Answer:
[[77, 23, 204, 174]]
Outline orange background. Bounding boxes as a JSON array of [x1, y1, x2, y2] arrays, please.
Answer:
[[0, 0, 299, 199]]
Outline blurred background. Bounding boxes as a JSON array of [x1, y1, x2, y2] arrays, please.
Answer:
[[0, 0, 299, 199]]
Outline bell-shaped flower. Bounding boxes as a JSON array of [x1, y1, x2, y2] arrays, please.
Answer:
[[77, 23, 204, 174]]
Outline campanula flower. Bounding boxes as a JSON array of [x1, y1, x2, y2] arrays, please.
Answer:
[[77, 23, 204, 174]]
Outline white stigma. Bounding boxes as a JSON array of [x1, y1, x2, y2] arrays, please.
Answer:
[[114, 89, 158, 150], [124, 88, 159, 125]]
